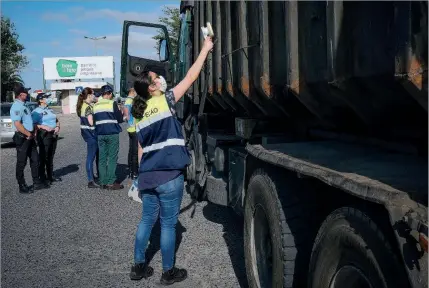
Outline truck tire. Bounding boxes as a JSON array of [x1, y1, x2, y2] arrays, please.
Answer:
[[308, 207, 410, 288], [244, 170, 311, 288]]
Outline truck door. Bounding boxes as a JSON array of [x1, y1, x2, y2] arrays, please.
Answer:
[[120, 21, 172, 97]]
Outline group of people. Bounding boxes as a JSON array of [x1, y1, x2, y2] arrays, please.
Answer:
[[76, 85, 125, 190], [10, 35, 214, 285], [10, 84, 62, 193]]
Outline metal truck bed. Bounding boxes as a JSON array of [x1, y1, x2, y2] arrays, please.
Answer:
[[246, 141, 428, 207], [189, 0, 428, 145]]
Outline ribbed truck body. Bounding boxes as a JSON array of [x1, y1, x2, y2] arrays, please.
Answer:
[[182, 0, 427, 149]]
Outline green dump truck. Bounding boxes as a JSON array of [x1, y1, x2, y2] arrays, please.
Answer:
[[121, 1, 428, 287]]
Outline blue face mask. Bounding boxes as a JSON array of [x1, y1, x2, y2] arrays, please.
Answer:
[[46, 97, 53, 105]]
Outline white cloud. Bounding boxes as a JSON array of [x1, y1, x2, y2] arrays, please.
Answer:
[[163, 4, 180, 9], [82, 9, 160, 24], [69, 29, 88, 35], [41, 7, 164, 24], [41, 12, 71, 23], [75, 30, 160, 60]]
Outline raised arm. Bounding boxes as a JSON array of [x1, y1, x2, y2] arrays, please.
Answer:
[[172, 36, 214, 103]]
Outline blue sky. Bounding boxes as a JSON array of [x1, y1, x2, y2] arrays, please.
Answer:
[[1, 1, 179, 90]]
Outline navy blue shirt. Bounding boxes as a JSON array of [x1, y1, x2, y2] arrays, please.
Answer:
[[138, 91, 182, 191]]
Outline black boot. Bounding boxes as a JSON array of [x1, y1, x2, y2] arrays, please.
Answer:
[[160, 267, 188, 285], [33, 179, 50, 190], [47, 176, 62, 185], [88, 181, 98, 188], [19, 184, 34, 194], [129, 263, 154, 280]]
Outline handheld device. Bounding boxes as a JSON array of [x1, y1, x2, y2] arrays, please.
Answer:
[[201, 22, 214, 39]]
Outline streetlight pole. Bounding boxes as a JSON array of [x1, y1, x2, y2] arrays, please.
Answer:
[[83, 36, 107, 56]]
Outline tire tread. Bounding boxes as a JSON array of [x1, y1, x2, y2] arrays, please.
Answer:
[[309, 207, 410, 288], [245, 169, 313, 288]]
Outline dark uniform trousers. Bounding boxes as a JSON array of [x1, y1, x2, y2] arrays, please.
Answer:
[[128, 132, 139, 177], [36, 129, 58, 180], [13, 132, 39, 185]]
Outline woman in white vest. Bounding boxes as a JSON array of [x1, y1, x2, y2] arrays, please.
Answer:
[[129, 36, 213, 285]]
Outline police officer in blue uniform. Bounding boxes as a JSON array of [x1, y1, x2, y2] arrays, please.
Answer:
[[10, 84, 49, 193], [32, 93, 62, 185]]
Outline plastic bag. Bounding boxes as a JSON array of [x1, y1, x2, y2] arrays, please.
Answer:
[[128, 178, 142, 203]]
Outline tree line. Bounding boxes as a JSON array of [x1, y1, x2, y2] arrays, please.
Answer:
[[1, 16, 28, 102]]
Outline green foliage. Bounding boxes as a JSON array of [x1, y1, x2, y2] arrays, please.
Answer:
[[1, 16, 29, 101], [152, 6, 180, 60]]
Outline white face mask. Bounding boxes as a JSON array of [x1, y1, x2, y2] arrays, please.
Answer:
[[159, 75, 167, 93]]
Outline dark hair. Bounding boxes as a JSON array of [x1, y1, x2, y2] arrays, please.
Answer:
[[76, 87, 93, 117], [131, 71, 152, 119]]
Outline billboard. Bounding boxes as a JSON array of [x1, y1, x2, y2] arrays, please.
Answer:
[[43, 56, 114, 80]]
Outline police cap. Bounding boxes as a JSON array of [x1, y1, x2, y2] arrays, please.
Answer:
[[100, 85, 114, 95], [36, 92, 51, 101], [14, 83, 31, 95]]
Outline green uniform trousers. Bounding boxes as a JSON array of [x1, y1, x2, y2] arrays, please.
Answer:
[[97, 134, 119, 185]]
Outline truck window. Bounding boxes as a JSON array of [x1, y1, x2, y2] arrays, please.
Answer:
[[127, 25, 164, 60], [120, 21, 172, 98]]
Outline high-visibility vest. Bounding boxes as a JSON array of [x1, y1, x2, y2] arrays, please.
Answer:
[[135, 93, 190, 173], [93, 98, 122, 135], [79, 102, 96, 140], [124, 96, 136, 133]]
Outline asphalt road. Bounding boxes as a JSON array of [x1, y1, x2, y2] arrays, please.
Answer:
[[1, 114, 248, 288]]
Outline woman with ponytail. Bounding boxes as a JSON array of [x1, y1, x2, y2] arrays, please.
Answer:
[[77, 87, 99, 188], [129, 36, 213, 285]]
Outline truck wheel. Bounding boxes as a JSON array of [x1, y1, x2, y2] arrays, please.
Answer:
[[308, 207, 409, 288], [244, 170, 310, 288]]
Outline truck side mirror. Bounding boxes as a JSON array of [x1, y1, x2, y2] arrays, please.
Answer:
[[159, 39, 169, 62]]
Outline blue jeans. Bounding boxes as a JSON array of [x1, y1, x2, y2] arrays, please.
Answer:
[[85, 138, 99, 182], [134, 174, 184, 271]]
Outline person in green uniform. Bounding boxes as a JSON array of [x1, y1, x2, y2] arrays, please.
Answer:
[[92, 85, 124, 190]]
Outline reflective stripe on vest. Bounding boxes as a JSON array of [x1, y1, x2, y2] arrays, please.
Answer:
[[80, 102, 96, 139], [93, 98, 121, 135], [96, 119, 118, 125], [136, 95, 190, 172], [125, 97, 136, 133], [142, 138, 185, 153]]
